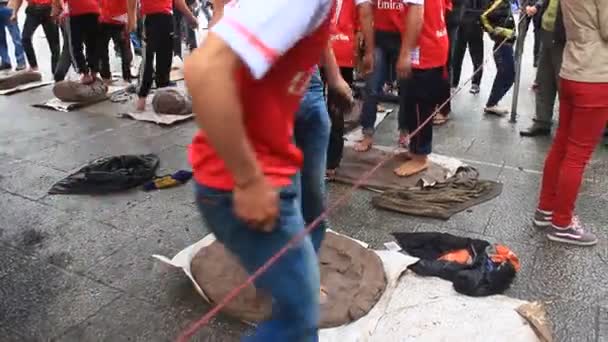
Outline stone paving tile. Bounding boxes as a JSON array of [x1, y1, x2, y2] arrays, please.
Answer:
[[155, 143, 192, 175], [599, 304, 608, 342], [546, 300, 598, 342], [0, 243, 42, 279], [106, 187, 199, 239], [0, 156, 68, 200], [0, 192, 73, 243], [42, 190, 153, 222], [484, 168, 544, 245], [84, 234, 205, 307], [0, 255, 121, 340], [0, 327, 27, 342], [27, 124, 178, 172], [168, 122, 199, 147], [527, 243, 606, 306], [57, 294, 244, 342]]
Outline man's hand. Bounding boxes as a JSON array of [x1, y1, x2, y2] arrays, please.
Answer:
[[328, 76, 354, 114], [361, 51, 374, 77], [233, 175, 279, 232], [9, 11, 16, 22], [396, 53, 412, 79], [525, 6, 537, 17], [127, 18, 136, 33], [187, 14, 199, 29]]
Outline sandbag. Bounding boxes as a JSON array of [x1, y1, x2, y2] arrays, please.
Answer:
[[0, 70, 42, 90], [53, 78, 108, 103], [152, 88, 192, 115], [191, 232, 387, 328]]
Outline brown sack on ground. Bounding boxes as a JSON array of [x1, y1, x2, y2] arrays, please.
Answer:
[[0, 70, 42, 90], [191, 232, 387, 328], [53, 78, 108, 103], [516, 301, 553, 342], [152, 88, 192, 115]]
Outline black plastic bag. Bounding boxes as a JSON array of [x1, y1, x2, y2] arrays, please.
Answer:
[[49, 154, 160, 195]]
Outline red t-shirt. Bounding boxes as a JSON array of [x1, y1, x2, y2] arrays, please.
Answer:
[[331, 0, 358, 67], [29, 0, 52, 6], [66, 0, 100, 16], [374, 0, 405, 32], [407, 0, 449, 69], [188, 0, 335, 190], [140, 0, 172, 16], [100, 0, 128, 24]]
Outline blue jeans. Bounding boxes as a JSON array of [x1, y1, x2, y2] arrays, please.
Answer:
[[487, 43, 515, 107], [360, 31, 401, 136], [0, 6, 26, 67], [294, 67, 330, 253], [195, 182, 320, 342]]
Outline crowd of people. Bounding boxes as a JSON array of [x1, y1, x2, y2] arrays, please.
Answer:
[[0, 0, 606, 340], [0, 0, 209, 110], [184, 0, 606, 340]]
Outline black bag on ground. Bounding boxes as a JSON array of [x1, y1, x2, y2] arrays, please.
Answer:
[[393, 232, 518, 297], [49, 154, 160, 194]]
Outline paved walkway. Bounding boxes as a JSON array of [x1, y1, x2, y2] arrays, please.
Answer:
[[0, 30, 606, 342]]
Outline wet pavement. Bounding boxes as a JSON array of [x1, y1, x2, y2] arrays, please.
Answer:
[[1, 27, 607, 342]]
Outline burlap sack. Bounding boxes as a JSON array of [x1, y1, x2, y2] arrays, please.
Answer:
[[0, 70, 42, 90], [53, 78, 108, 103], [151, 88, 192, 115]]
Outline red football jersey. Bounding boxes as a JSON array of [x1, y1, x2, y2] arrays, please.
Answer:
[[189, 0, 336, 190]]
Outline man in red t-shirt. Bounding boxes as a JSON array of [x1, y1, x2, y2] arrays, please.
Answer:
[[9, 0, 59, 72], [52, 0, 100, 84], [326, 0, 373, 177], [355, 0, 424, 153], [185, 0, 335, 340], [97, 0, 136, 83], [135, 0, 197, 111], [394, 0, 449, 176]]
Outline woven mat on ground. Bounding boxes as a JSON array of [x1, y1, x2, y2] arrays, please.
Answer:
[[0, 80, 52, 95], [33, 81, 130, 112], [372, 167, 503, 220], [118, 86, 193, 125], [333, 146, 450, 191], [120, 110, 193, 125]]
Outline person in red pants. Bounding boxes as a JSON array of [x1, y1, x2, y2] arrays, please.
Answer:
[[532, 0, 608, 246]]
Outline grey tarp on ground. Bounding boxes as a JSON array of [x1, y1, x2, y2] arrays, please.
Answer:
[[333, 146, 450, 191]]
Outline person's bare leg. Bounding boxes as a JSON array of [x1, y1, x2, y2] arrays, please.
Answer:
[[135, 96, 146, 111], [394, 153, 429, 177], [80, 73, 94, 84], [354, 135, 373, 152]]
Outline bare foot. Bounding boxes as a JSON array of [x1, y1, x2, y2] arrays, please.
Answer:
[[325, 169, 337, 181], [320, 286, 328, 304], [433, 113, 449, 126], [398, 132, 409, 148], [394, 155, 429, 177], [80, 73, 94, 85], [135, 97, 146, 112], [354, 136, 373, 152]]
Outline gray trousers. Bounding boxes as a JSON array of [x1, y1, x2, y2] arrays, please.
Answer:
[[533, 29, 564, 128]]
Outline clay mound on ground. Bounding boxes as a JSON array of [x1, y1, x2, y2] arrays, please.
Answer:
[[191, 232, 387, 328], [53, 78, 108, 103], [152, 88, 192, 115], [0, 70, 42, 90]]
